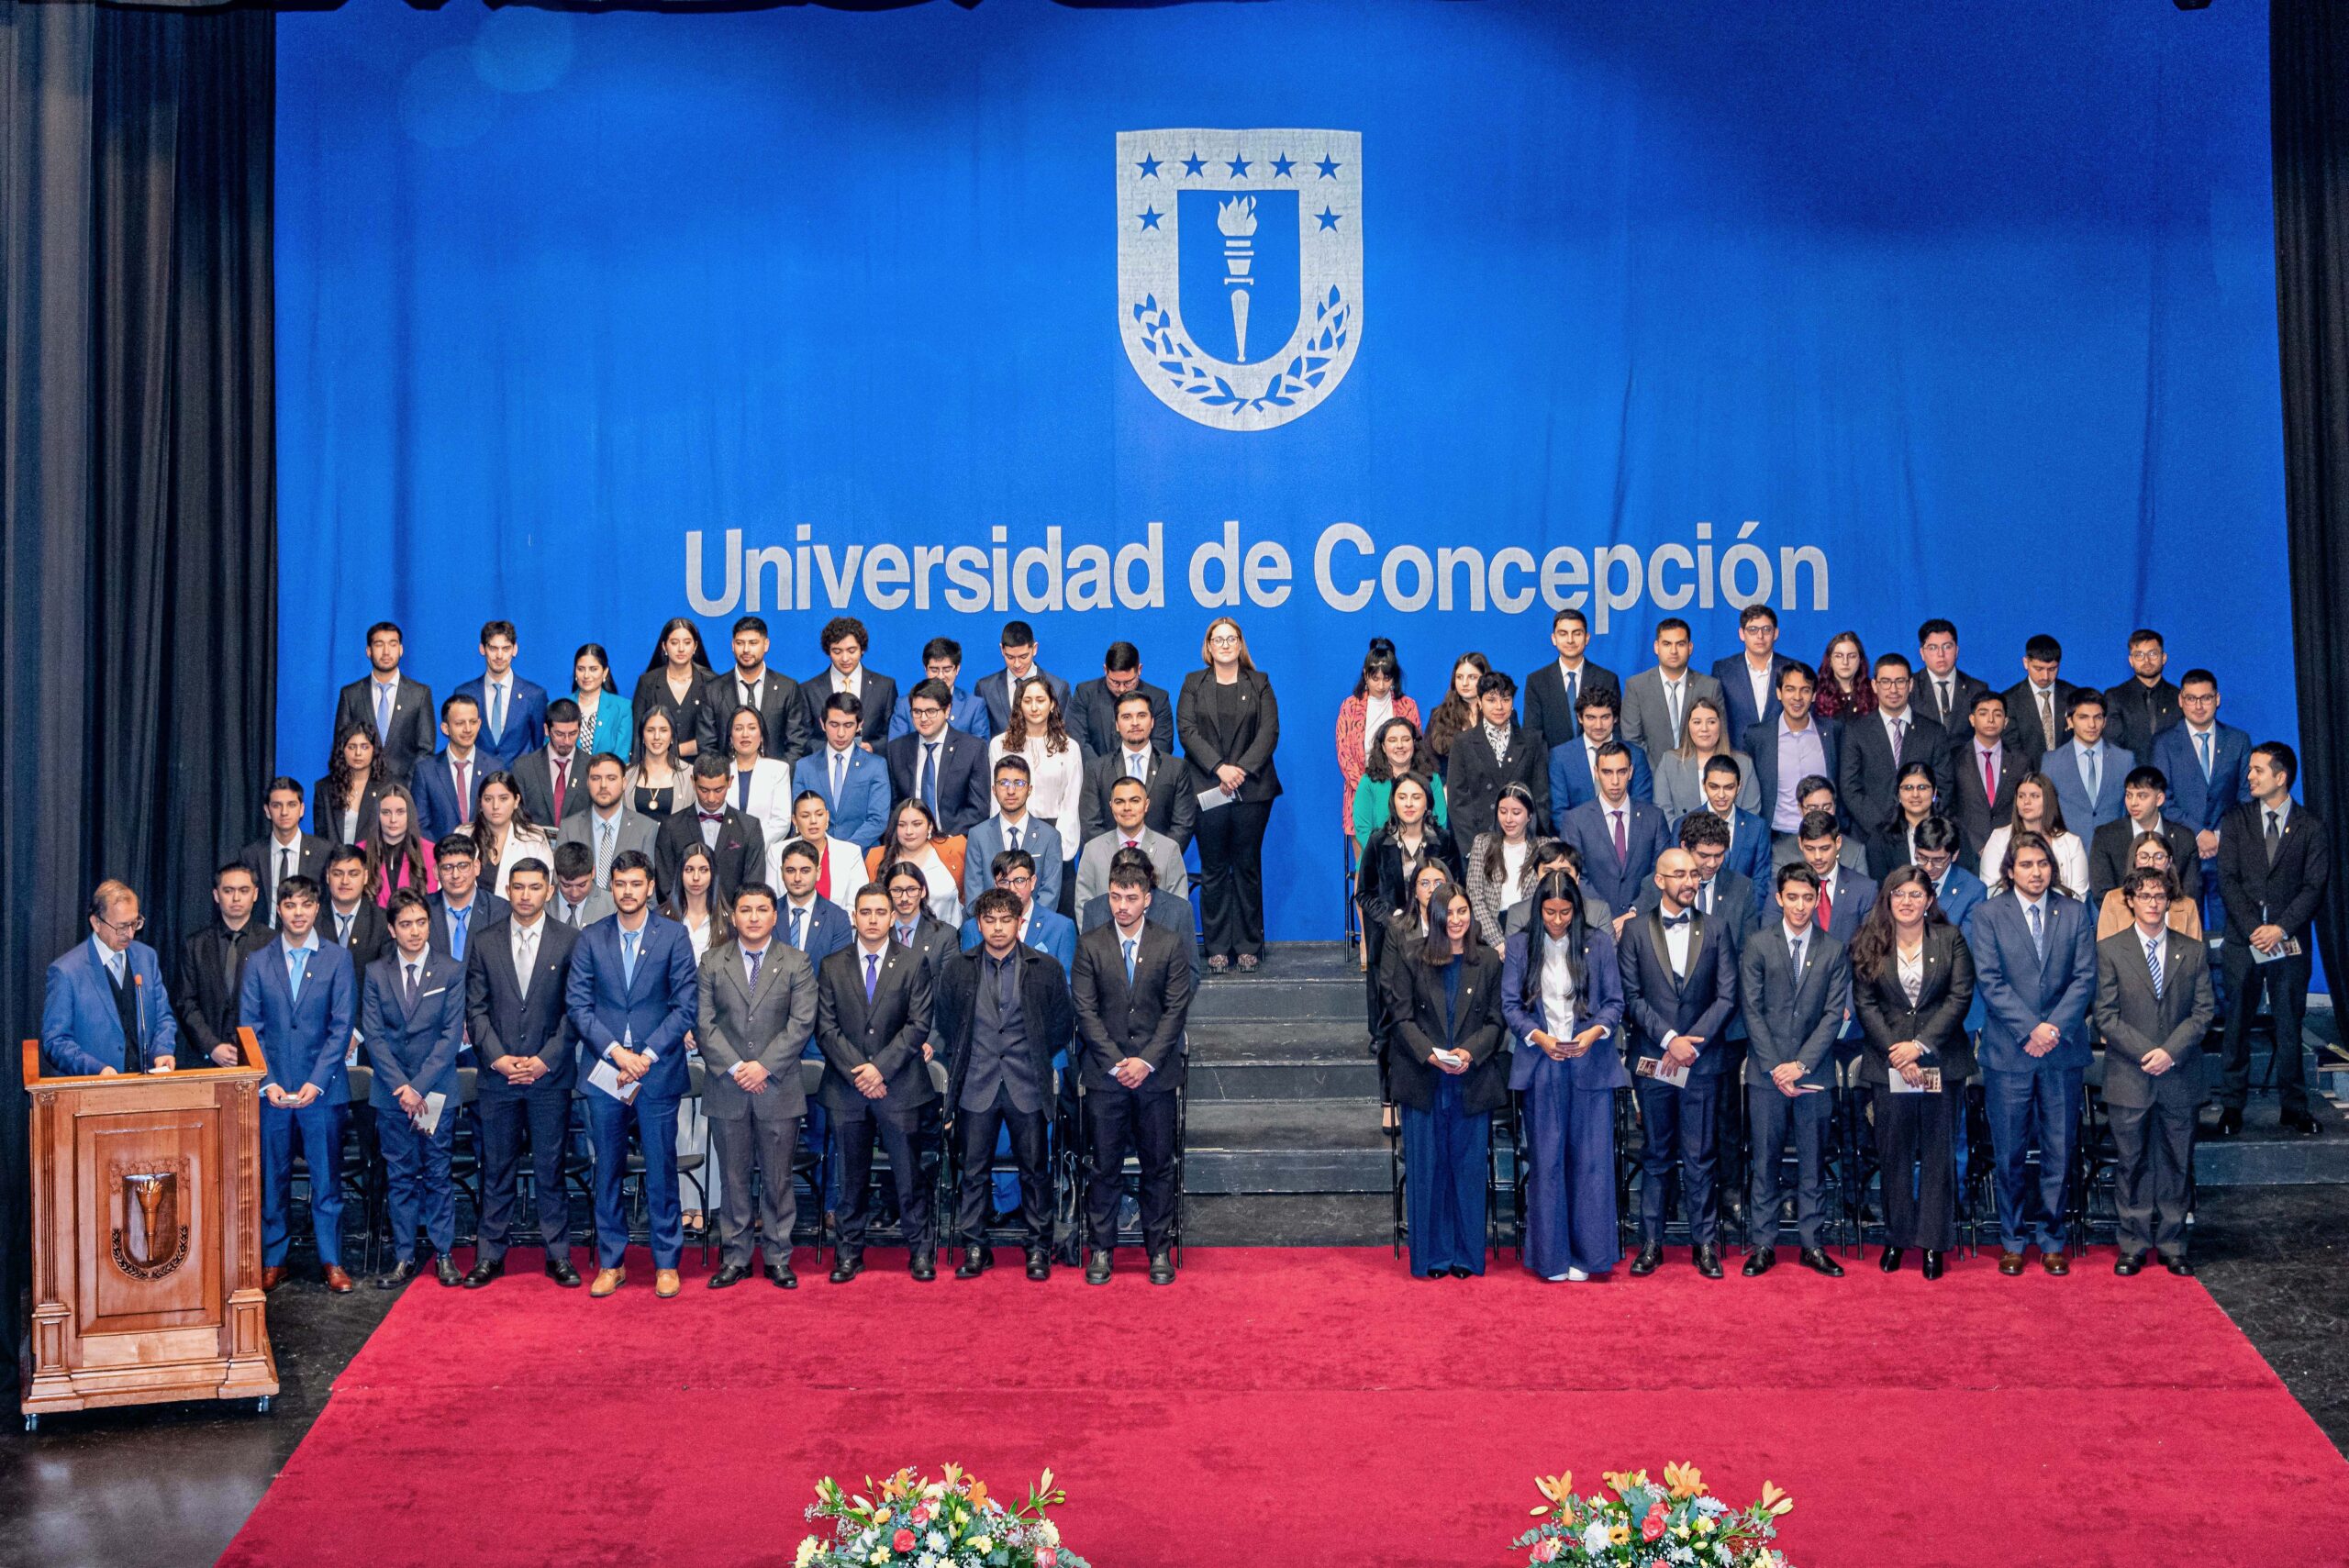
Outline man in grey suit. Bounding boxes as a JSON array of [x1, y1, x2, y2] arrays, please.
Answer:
[[960, 756, 1065, 913], [698, 882, 818, 1289], [2093, 867, 2215, 1276], [557, 754, 657, 887], [547, 844, 618, 929], [1738, 864, 1851, 1277], [817, 883, 939, 1282], [1074, 776, 1190, 909], [1620, 618, 1723, 765]]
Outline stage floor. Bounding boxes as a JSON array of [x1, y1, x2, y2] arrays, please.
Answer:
[[209, 1227, 2349, 1568]]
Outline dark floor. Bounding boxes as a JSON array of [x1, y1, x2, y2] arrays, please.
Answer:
[[4, 1189, 2345, 1568]]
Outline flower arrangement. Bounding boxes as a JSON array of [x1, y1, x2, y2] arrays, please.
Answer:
[[796, 1464, 1092, 1568], [1512, 1463, 1798, 1567]]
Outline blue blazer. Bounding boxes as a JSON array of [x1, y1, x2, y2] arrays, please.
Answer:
[[1558, 797, 1670, 914], [960, 814, 1065, 913], [582, 693, 634, 762], [1742, 715, 1845, 835], [41, 938, 181, 1076], [1929, 865, 1989, 936], [2150, 722, 2251, 841], [563, 913, 699, 1098], [409, 750, 487, 842], [2041, 740, 2133, 832], [961, 905, 1078, 973], [1501, 924, 1627, 1092], [1546, 739, 1654, 827], [360, 951, 466, 1109], [1719, 806, 1772, 893], [888, 684, 994, 743], [790, 746, 891, 850], [780, 896, 854, 969], [1969, 891, 2098, 1075], [454, 673, 550, 767], [1710, 651, 1802, 739], [239, 937, 359, 1101], [1614, 905, 1741, 1075]]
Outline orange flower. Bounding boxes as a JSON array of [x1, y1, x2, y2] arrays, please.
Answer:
[[1759, 1482, 1794, 1518], [1535, 1472, 1575, 1507], [1664, 1462, 1706, 1500]]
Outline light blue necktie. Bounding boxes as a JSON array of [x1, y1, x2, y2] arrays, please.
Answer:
[[374, 682, 393, 740], [1564, 669, 1578, 713], [1127, 751, 1145, 781], [287, 945, 310, 999], [450, 905, 473, 963], [2083, 746, 2099, 803], [621, 928, 640, 988], [2027, 901, 2044, 962], [790, 906, 807, 951], [490, 682, 507, 745], [831, 751, 846, 802], [1122, 939, 1137, 983], [2197, 729, 2212, 782]]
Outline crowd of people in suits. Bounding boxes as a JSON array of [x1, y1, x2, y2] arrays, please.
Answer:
[[1345, 606, 2322, 1283]]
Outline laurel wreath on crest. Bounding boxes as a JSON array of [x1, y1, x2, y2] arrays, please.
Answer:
[[1131, 284, 1348, 415]]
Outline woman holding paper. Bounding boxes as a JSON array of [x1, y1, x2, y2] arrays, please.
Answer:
[[1850, 866, 1976, 1278], [1383, 881, 1508, 1279], [1178, 617, 1283, 973]]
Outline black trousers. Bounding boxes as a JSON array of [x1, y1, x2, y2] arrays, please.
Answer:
[[476, 1084, 573, 1262], [1746, 1082, 1831, 1250], [1084, 1084, 1180, 1251], [955, 1090, 1052, 1247], [1197, 799, 1273, 959], [1873, 1084, 1957, 1251], [834, 1109, 934, 1256], [2218, 941, 2311, 1116]]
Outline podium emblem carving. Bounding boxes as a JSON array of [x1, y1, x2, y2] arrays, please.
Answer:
[[111, 1170, 189, 1280]]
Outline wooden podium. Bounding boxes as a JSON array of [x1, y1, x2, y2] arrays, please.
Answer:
[[18, 1029, 279, 1428]]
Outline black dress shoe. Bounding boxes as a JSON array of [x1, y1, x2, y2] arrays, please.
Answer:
[[545, 1257, 582, 1288], [1085, 1249, 1113, 1285], [2164, 1255, 2195, 1277], [2211, 1107, 2243, 1139], [1798, 1248, 1844, 1278], [1629, 1242, 1663, 1276], [708, 1262, 751, 1289], [954, 1245, 993, 1280], [462, 1258, 505, 1289], [829, 1253, 863, 1284], [1148, 1249, 1175, 1285], [2113, 1252, 2145, 1276], [434, 1253, 462, 1287], [1448, 1264, 1474, 1279], [1692, 1243, 1723, 1279], [1025, 1249, 1052, 1282], [374, 1260, 421, 1291], [1742, 1247, 1776, 1277], [910, 1252, 936, 1283], [2282, 1110, 2322, 1136], [1920, 1251, 1945, 1281], [767, 1262, 799, 1290], [1879, 1248, 1906, 1273]]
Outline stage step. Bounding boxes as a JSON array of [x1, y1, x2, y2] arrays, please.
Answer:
[[1183, 1098, 1389, 1195]]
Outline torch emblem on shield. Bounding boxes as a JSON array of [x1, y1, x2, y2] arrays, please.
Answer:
[[112, 1169, 189, 1281]]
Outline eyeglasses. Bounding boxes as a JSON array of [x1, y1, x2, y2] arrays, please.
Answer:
[[95, 913, 145, 936]]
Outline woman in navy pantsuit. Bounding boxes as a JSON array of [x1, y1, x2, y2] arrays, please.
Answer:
[[1502, 870, 1626, 1282], [1385, 882, 1508, 1278]]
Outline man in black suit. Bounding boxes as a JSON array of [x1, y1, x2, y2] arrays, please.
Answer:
[[1838, 652, 1951, 865], [239, 777, 330, 926], [2103, 628, 2182, 762], [806, 615, 896, 751], [936, 887, 1076, 1281], [1521, 606, 1620, 756], [1068, 640, 1174, 759], [2087, 767, 2203, 907], [881, 860, 963, 981], [974, 619, 1073, 735], [332, 619, 436, 784], [698, 614, 813, 763], [462, 857, 582, 1287], [320, 845, 391, 967], [2001, 633, 2078, 767], [2212, 742, 2330, 1138], [657, 756, 769, 908], [1072, 862, 1195, 1285], [1444, 671, 1549, 843], [2094, 866, 2217, 1275], [1710, 603, 1800, 742], [1077, 690, 1197, 851], [1077, 847, 1203, 979], [1619, 847, 1740, 1280], [178, 862, 274, 1066], [885, 678, 992, 838], [817, 883, 939, 1281], [511, 699, 586, 829], [1947, 690, 2027, 871], [1912, 617, 1990, 744]]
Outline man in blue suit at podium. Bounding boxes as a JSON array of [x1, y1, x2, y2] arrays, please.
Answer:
[[42, 880, 180, 1076]]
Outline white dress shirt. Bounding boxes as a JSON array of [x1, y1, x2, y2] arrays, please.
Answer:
[[1538, 935, 1579, 1040]]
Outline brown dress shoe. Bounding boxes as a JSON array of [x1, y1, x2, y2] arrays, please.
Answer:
[[654, 1269, 682, 1299], [1998, 1251, 2026, 1276], [323, 1265, 356, 1295], [589, 1267, 627, 1297], [261, 1265, 286, 1293], [2042, 1250, 2070, 1276]]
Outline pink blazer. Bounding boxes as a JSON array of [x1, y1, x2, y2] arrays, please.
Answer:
[[1336, 694, 1422, 838]]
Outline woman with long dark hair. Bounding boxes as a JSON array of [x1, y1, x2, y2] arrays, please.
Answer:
[[1385, 880, 1508, 1278], [1810, 630, 1876, 719], [634, 617, 716, 762], [472, 771, 552, 898], [1501, 870, 1625, 1282], [1464, 782, 1541, 947], [1357, 773, 1465, 1049], [317, 720, 390, 847], [572, 642, 634, 762], [1423, 652, 1491, 763], [1849, 865, 1976, 1279], [1353, 717, 1447, 850], [362, 784, 437, 904], [1336, 638, 1419, 842], [1978, 771, 2089, 896]]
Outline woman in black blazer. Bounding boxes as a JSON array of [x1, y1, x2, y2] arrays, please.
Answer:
[[1355, 773, 1465, 1064], [1176, 617, 1282, 972], [316, 719, 388, 848], [633, 617, 717, 763], [1849, 865, 1977, 1277], [1383, 880, 1508, 1278]]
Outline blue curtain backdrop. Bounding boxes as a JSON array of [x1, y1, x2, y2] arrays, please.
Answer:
[[275, 0, 2286, 940]]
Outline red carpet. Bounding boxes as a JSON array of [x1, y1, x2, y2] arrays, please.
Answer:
[[221, 1246, 2345, 1567]]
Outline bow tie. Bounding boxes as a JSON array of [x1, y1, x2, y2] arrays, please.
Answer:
[[698, 811, 725, 824], [1662, 912, 1692, 930]]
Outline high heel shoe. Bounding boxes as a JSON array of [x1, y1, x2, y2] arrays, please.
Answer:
[[1878, 1247, 1905, 1273]]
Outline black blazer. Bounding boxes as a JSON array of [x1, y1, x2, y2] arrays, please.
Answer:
[[1616, 905, 1740, 1073], [815, 940, 936, 1123], [1522, 660, 1621, 756], [1838, 710, 1952, 847], [935, 943, 1076, 1113], [176, 920, 273, 1061], [632, 664, 712, 759], [1354, 823, 1465, 926], [1070, 919, 1194, 1092], [1068, 676, 1175, 760], [509, 746, 584, 829], [425, 890, 508, 963], [1076, 743, 1197, 850], [323, 899, 392, 970], [1849, 921, 1976, 1086], [1947, 737, 2029, 868], [1176, 668, 1283, 803], [2086, 816, 2204, 907], [333, 674, 437, 783], [885, 728, 993, 838], [2002, 678, 2081, 764], [312, 775, 387, 848], [1442, 723, 1549, 843], [891, 912, 963, 986], [1382, 945, 1508, 1115], [802, 669, 897, 751], [2215, 800, 2330, 941], [655, 807, 767, 908], [1912, 669, 1991, 741], [689, 665, 813, 763], [239, 833, 331, 901], [2103, 677, 2181, 762], [464, 916, 581, 1093]]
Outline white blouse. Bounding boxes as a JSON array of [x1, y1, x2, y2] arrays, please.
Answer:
[[489, 827, 556, 897], [1976, 825, 2090, 900], [988, 734, 1085, 859]]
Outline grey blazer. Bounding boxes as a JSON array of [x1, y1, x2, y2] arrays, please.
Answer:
[[1620, 667, 1726, 765], [696, 940, 817, 1120], [557, 806, 659, 880], [1737, 922, 1851, 1087], [2093, 927, 2216, 1110], [1074, 826, 1190, 909]]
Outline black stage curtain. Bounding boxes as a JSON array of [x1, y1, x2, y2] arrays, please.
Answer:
[[0, 0, 276, 1385], [2274, 0, 2349, 996]]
